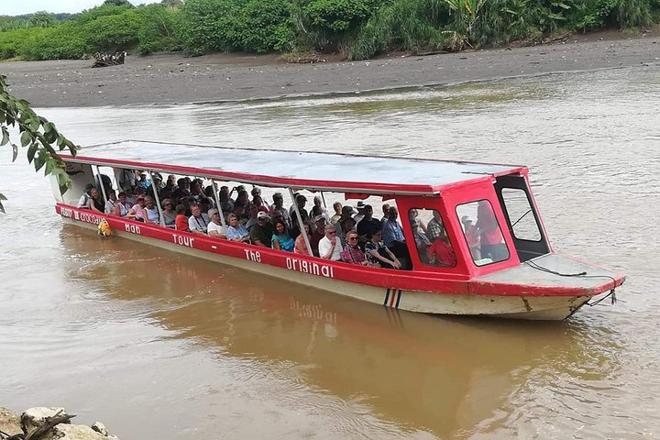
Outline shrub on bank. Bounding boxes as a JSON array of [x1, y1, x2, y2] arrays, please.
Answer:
[[0, 0, 658, 62]]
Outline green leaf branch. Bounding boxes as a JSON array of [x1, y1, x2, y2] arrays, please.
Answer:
[[0, 74, 79, 213]]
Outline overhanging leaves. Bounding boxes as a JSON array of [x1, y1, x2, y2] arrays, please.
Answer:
[[1, 73, 80, 212]]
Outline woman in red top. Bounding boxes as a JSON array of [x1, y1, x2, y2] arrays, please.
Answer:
[[427, 233, 456, 267], [174, 204, 189, 232]]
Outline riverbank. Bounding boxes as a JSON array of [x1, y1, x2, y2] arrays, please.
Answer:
[[2, 31, 660, 107]]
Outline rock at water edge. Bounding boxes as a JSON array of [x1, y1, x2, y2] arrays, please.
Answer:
[[52, 424, 111, 440], [0, 407, 22, 436], [21, 407, 72, 436]]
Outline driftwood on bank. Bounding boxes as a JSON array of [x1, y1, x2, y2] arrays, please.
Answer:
[[0, 407, 118, 440], [91, 52, 126, 68]]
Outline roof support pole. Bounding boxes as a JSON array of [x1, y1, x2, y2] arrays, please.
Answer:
[[211, 180, 226, 227], [320, 191, 327, 208], [147, 171, 165, 227], [289, 188, 313, 256], [94, 165, 108, 205]]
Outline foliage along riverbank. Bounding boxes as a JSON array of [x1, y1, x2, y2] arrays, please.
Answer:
[[1, 0, 659, 62]]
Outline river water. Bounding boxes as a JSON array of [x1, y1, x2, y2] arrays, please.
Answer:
[[1, 66, 659, 439]]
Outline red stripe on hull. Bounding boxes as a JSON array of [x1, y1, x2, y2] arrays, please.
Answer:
[[55, 204, 611, 298]]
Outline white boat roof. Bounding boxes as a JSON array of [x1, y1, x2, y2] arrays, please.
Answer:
[[66, 140, 525, 195]]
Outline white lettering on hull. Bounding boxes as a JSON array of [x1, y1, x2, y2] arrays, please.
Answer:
[[124, 224, 142, 235], [286, 257, 334, 278], [172, 234, 195, 247], [244, 249, 262, 263]]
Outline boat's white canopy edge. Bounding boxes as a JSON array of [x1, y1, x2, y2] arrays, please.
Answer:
[[64, 140, 525, 196]]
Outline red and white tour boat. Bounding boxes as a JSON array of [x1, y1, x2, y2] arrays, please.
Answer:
[[52, 140, 624, 320]]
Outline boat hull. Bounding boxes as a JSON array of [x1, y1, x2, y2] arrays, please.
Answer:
[[62, 218, 590, 320]]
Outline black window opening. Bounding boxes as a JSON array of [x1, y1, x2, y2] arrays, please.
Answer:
[[494, 175, 550, 262]]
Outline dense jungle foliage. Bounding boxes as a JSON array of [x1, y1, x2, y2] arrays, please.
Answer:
[[1, 0, 659, 61]]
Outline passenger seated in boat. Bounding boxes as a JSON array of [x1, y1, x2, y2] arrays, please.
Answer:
[[250, 211, 274, 247], [171, 178, 190, 202], [144, 196, 160, 224], [409, 209, 427, 233], [226, 213, 249, 242], [189, 180, 205, 204], [382, 207, 405, 247], [203, 185, 217, 208], [329, 202, 342, 225], [380, 203, 391, 223], [159, 175, 176, 199], [426, 210, 445, 242], [310, 215, 327, 257], [188, 204, 209, 234], [252, 195, 269, 213], [319, 224, 343, 261], [365, 230, 401, 269], [335, 206, 356, 246], [356, 204, 381, 239], [476, 201, 507, 261], [136, 173, 149, 190], [245, 204, 261, 230], [354, 201, 366, 225], [161, 198, 176, 227], [412, 222, 432, 264], [270, 192, 291, 227], [294, 222, 313, 255], [338, 215, 356, 247], [272, 219, 295, 252], [461, 215, 481, 260], [341, 231, 368, 265], [427, 231, 457, 267], [233, 189, 250, 220], [88, 187, 104, 213], [118, 169, 137, 191], [199, 197, 213, 215], [175, 204, 189, 231], [128, 195, 146, 221], [219, 186, 235, 214], [207, 209, 227, 238], [310, 196, 328, 221], [104, 190, 119, 215], [289, 193, 309, 222], [77, 184, 94, 209], [113, 192, 131, 217]]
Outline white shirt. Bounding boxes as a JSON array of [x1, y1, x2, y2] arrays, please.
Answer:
[[77, 193, 91, 209], [318, 236, 343, 261], [207, 221, 227, 236], [188, 213, 210, 233]]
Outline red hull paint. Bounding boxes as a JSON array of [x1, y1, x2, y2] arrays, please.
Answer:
[[56, 204, 616, 298]]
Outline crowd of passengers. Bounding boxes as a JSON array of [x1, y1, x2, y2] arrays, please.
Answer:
[[78, 170, 461, 269]]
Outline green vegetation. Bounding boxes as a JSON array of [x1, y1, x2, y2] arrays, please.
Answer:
[[0, 74, 79, 213], [0, 0, 658, 62]]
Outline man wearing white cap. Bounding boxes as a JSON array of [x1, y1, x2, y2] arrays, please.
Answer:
[[250, 211, 274, 247]]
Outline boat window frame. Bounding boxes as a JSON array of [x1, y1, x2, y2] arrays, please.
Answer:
[[455, 199, 511, 267], [493, 175, 550, 262], [407, 207, 458, 269]]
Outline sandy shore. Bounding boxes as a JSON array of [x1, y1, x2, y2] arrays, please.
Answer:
[[2, 32, 659, 107]]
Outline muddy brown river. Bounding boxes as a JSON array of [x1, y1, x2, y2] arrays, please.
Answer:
[[1, 67, 659, 439]]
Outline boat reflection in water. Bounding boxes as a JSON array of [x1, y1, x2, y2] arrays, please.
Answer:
[[61, 226, 620, 438]]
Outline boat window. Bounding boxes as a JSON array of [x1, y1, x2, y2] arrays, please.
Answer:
[[408, 208, 456, 268], [456, 200, 510, 266], [500, 188, 542, 242]]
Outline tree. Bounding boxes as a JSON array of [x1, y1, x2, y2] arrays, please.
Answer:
[[28, 11, 55, 28], [0, 74, 79, 213], [103, 0, 134, 6]]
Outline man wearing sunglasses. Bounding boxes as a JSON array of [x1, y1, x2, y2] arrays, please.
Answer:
[[318, 224, 343, 261]]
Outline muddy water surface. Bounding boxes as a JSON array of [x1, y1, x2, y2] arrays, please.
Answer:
[[1, 67, 659, 439]]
